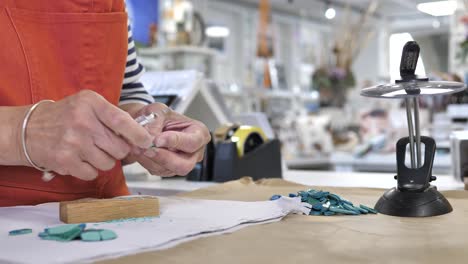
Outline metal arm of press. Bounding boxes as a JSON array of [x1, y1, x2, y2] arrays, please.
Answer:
[[398, 41, 426, 169]]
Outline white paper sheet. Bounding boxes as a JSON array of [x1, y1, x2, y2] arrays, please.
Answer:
[[0, 196, 308, 264]]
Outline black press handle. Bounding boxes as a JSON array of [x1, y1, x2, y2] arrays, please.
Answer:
[[396, 136, 435, 192], [400, 41, 420, 80]]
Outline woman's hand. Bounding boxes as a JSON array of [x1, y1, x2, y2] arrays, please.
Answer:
[[122, 103, 211, 177], [22, 90, 154, 180]]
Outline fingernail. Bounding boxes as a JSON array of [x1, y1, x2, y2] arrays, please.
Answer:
[[144, 148, 157, 158], [156, 138, 166, 148]]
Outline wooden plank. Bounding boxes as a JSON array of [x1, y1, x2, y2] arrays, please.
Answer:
[[60, 196, 159, 223]]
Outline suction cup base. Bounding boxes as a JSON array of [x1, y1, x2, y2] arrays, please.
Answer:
[[375, 185, 452, 217]]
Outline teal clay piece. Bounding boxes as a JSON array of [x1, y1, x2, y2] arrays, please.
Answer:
[[360, 204, 378, 214], [8, 228, 32, 236], [329, 206, 359, 215], [99, 230, 117, 240], [81, 229, 117, 242], [342, 203, 361, 214], [46, 224, 85, 236], [40, 224, 86, 242], [80, 230, 101, 241], [309, 211, 322, 216], [271, 188, 378, 216], [355, 206, 369, 214]]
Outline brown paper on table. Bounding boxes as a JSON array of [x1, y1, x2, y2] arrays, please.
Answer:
[[101, 177, 468, 264]]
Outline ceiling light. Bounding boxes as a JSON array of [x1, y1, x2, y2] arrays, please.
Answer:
[[417, 1, 457, 16], [325, 7, 336, 19], [205, 26, 230, 38]]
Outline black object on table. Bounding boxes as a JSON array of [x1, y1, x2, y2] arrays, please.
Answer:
[[186, 137, 282, 183], [361, 41, 466, 217]]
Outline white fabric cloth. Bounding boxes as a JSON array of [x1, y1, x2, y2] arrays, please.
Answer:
[[0, 196, 308, 264]]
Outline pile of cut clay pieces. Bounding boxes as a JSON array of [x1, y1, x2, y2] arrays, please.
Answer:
[[270, 189, 377, 216], [21, 224, 118, 242]]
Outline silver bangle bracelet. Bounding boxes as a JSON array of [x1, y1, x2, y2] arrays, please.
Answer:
[[21, 100, 55, 180]]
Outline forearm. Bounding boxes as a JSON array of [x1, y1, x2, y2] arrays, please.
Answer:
[[0, 106, 29, 166]]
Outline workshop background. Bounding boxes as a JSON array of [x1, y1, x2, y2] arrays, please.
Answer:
[[123, 0, 468, 186], [5, 1, 468, 262]]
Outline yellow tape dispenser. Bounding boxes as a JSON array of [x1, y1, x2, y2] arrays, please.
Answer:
[[209, 124, 281, 182], [230, 126, 268, 157]]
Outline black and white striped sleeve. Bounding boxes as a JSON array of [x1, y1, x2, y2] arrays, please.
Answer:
[[119, 21, 154, 106]]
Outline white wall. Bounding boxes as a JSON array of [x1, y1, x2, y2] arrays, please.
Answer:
[[352, 34, 381, 85], [414, 33, 449, 74]]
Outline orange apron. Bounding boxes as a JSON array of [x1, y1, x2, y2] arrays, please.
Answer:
[[0, 0, 130, 206]]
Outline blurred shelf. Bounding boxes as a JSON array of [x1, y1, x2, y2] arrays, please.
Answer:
[[126, 169, 464, 197], [239, 88, 320, 101], [286, 152, 452, 175], [262, 90, 295, 99], [138, 45, 218, 57], [221, 88, 319, 102], [221, 90, 247, 97], [284, 157, 331, 170], [282, 170, 463, 191], [138, 45, 218, 79], [437, 140, 451, 150]]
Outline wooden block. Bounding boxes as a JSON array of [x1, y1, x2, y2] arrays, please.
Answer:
[[60, 196, 159, 223]]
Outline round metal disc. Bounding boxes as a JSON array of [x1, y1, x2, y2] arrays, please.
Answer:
[[360, 81, 466, 99]]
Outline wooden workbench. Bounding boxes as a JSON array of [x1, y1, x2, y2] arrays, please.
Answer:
[[103, 177, 468, 264]]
